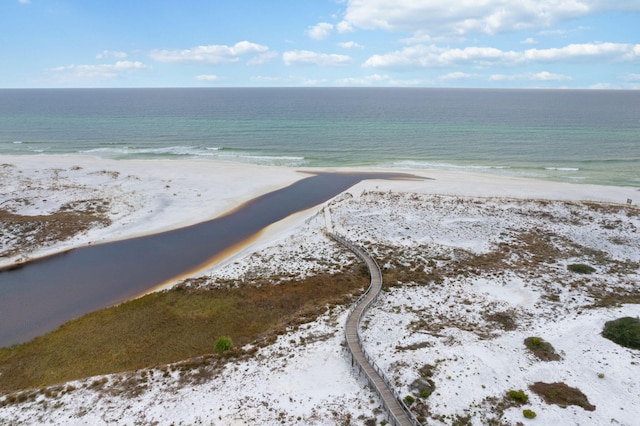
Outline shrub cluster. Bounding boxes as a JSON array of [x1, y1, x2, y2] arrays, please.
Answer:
[[602, 317, 640, 350], [567, 263, 595, 274], [507, 389, 529, 404], [524, 337, 562, 361]]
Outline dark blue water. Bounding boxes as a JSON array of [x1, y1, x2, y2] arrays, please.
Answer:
[[0, 88, 639, 186]]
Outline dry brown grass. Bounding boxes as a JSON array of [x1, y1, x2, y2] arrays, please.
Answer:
[[0, 268, 368, 395], [0, 200, 111, 259], [529, 381, 596, 411]]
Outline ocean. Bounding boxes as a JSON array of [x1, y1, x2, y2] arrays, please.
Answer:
[[0, 88, 638, 187]]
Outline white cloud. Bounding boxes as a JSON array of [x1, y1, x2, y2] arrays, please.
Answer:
[[439, 71, 479, 80], [96, 50, 127, 60], [336, 21, 354, 34], [336, 74, 391, 85], [521, 37, 537, 45], [307, 22, 334, 40], [363, 42, 640, 69], [250, 75, 329, 85], [49, 61, 148, 81], [195, 74, 220, 82], [19, 0, 31, 4], [539, 26, 590, 37], [363, 45, 519, 68], [283, 50, 352, 66], [150, 41, 268, 64], [247, 51, 279, 66], [622, 72, 640, 81], [341, 0, 640, 36], [490, 71, 572, 81], [337, 41, 363, 49], [524, 42, 638, 61]]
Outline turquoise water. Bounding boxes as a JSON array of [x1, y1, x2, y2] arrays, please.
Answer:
[[1, 88, 638, 187]]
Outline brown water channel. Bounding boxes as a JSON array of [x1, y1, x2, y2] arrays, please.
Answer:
[[0, 172, 419, 347]]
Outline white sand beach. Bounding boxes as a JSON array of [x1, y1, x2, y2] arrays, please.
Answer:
[[1, 154, 639, 425]]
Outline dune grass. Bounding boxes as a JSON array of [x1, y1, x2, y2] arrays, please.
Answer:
[[0, 270, 368, 395]]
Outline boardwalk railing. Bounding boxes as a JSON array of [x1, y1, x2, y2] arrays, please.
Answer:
[[328, 232, 422, 426]]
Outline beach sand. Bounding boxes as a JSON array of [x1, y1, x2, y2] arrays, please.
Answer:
[[1, 154, 637, 268], [1, 154, 639, 425]]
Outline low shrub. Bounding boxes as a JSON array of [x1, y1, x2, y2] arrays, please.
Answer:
[[567, 263, 595, 274], [524, 337, 562, 361], [507, 389, 529, 404], [523, 409, 537, 419], [404, 395, 415, 406], [602, 317, 640, 350], [214, 337, 233, 353]]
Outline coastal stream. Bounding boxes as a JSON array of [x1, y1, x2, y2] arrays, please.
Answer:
[[0, 172, 419, 347]]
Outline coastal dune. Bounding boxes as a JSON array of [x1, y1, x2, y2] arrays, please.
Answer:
[[1, 154, 639, 425], [1, 154, 636, 268]]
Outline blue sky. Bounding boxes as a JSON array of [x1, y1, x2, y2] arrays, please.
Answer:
[[2, 0, 639, 88]]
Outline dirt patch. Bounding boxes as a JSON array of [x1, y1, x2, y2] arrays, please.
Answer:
[[524, 337, 562, 361], [0, 200, 111, 260], [529, 381, 595, 411]]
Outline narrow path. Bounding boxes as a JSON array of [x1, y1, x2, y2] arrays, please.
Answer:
[[327, 231, 419, 426]]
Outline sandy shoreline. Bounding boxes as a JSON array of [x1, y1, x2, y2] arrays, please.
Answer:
[[1, 154, 639, 425], [1, 154, 637, 269]]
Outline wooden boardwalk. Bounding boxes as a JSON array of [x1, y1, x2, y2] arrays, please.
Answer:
[[328, 232, 418, 426]]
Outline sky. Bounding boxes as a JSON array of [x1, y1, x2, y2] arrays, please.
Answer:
[[1, 0, 639, 89]]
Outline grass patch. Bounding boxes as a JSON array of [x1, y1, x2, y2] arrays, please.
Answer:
[[529, 381, 595, 411], [0, 270, 368, 395], [602, 317, 640, 350], [524, 336, 562, 361], [214, 336, 233, 353], [507, 389, 529, 404], [567, 263, 596, 274]]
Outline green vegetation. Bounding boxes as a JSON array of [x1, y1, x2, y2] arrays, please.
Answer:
[[522, 409, 537, 419], [507, 389, 529, 404], [602, 317, 640, 350], [0, 271, 368, 394], [529, 382, 595, 411], [524, 337, 561, 361], [420, 390, 432, 398], [525, 337, 542, 348], [404, 395, 415, 406], [567, 263, 595, 274], [214, 337, 233, 353]]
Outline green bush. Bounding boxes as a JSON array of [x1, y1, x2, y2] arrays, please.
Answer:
[[404, 395, 415, 405], [567, 263, 595, 274], [214, 336, 233, 353], [508, 389, 529, 404], [525, 337, 542, 349], [523, 409, 537, 419], [602, 317, 640, 350]]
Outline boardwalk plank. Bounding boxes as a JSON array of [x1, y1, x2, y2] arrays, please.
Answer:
[[329, 232, 417, 426]]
